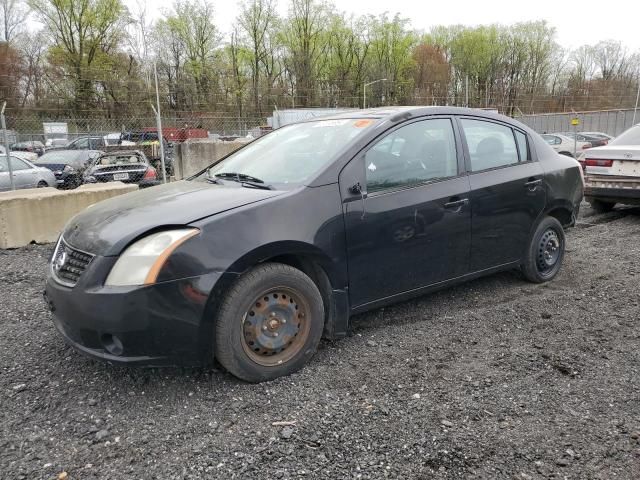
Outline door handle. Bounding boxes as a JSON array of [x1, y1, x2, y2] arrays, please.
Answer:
[[524, 178, 542, 189], [444, 198, 469, 209]]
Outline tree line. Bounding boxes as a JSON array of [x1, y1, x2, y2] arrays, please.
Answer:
[[1, 0, 639, 126]]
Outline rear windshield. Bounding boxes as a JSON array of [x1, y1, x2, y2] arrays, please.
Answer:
[[610, 125, 640, 146], [195, 118, 376, 186]]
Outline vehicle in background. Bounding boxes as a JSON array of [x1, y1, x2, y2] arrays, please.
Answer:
[[104, 133, 122, 146], [0, 155, 57, 191], [542, 133, 591, 157], [43, 122, 69, 147], [33, 150, 102, 189], [11, 141, 46, 157], [144, 127, 207, 143], [560, 132, 608, 148], [63, 136, 109, 150], [0, 145, 39, 163], [46, 138, 69, 148], [45, 107, 583, 382], [581, 124, 640, 212], [120, 131, 172, 176], [84, 150, 160, 188], [580, 131, 615, 143]]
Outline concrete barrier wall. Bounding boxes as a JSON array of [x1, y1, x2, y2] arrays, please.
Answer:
[[0, 183, 138, 249], [174, 140, 246, 180]]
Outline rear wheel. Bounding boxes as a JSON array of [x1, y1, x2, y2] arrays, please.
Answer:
[[521, 216, 565, 283], [36, 181, 48, 188], [588, 198, 615, 213], [214, 263, 324, 382]]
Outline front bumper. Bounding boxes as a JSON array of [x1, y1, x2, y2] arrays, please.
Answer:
[[44, 255, 224, 366]]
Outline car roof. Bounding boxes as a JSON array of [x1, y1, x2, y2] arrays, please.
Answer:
[[304, 106, 519, 125]]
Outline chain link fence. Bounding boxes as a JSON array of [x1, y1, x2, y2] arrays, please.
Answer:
[[1, 114, 267, 146]]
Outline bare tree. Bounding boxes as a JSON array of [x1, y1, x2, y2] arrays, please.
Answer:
[[1, 0, 29, 42], [239, 0, 278, 116]]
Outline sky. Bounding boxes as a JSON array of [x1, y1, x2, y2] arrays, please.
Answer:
[[125, 0, 640, 51]]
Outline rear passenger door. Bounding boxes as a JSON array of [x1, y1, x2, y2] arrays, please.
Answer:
[[458, 118, 545, 272]]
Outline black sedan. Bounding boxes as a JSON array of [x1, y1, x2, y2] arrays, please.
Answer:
[[84, 150, 160, 188], [44, 107, 584, 382], [34, 150, 102, 189]]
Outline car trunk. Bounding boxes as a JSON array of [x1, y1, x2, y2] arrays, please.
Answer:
[[584, 146, 640, 177], [92, 163, 148, 183]]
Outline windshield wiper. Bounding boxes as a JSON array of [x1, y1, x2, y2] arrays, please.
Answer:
[[240, 181, 274, 190], [214, 172, 265, 184]]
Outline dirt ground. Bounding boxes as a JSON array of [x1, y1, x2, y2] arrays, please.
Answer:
[[1, 205, 639, 479]]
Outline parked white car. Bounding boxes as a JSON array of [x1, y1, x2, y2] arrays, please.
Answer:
[[0, 145, 38, 163], [580, 131, 615, 143], [542, 134, 592, 158], [0, 155, 57, 192], [581, 124, 640, 212]]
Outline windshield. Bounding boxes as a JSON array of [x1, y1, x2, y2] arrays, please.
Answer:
[[195, 118, 376, 186], [610, 125, 640, 146], [34, 151, 87, 165]]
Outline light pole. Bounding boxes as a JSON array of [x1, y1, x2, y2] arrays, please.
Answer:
[[633, 80, 640, 126], [1, 101, 14, 191], [363, 78, 387, 109]]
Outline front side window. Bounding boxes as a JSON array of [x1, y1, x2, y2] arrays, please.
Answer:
[[197, 118, 376, 186], [73, 138, 89, 149], [365, 118, 458, 193], [461, 119, 519, 171]]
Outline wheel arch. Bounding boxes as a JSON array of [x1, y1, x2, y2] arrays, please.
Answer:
[[545, 201, 576, 228], [206, 241, 350, 343]]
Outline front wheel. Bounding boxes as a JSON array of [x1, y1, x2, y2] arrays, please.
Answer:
[[521, 216, 566, 283], [214, 263, 324, 382]]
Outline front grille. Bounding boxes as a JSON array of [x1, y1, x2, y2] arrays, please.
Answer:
[[51, 239, 94, 287]]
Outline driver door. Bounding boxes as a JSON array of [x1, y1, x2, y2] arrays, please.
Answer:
[[340, 117, 472, 308]]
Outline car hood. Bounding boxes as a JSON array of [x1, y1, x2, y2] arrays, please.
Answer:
[[583, 144, 640, 160], [63, 180, 284, 255]]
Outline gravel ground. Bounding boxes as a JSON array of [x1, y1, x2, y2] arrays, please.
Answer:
[[1, 205, 640, 480]]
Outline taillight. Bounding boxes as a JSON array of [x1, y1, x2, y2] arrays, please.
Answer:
[[585, 159, 613, 167], [143, 167, 157, 179]]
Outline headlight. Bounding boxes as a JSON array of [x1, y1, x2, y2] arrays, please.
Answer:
[[63, 165, 75, 173], [105, 229, 199, 286]]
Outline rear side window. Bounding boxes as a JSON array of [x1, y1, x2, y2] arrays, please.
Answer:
[[515, 131, 530, 162], [461, 119, 519, 171]]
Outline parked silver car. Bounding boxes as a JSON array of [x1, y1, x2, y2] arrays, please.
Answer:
[[0, 155, 57, 192]]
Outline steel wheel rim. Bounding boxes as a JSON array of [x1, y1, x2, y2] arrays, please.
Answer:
[[537, 228, 561, 274], [241, 287, 311, 367]]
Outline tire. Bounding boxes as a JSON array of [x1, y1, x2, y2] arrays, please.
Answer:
[[36, 181, 48, 188], [588, 198, 615, 213], [521, 216, 566, 283], [215, 263, 324, 382]]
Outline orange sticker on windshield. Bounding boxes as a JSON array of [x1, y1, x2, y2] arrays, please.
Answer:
[[354, 119, 373, 128]]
